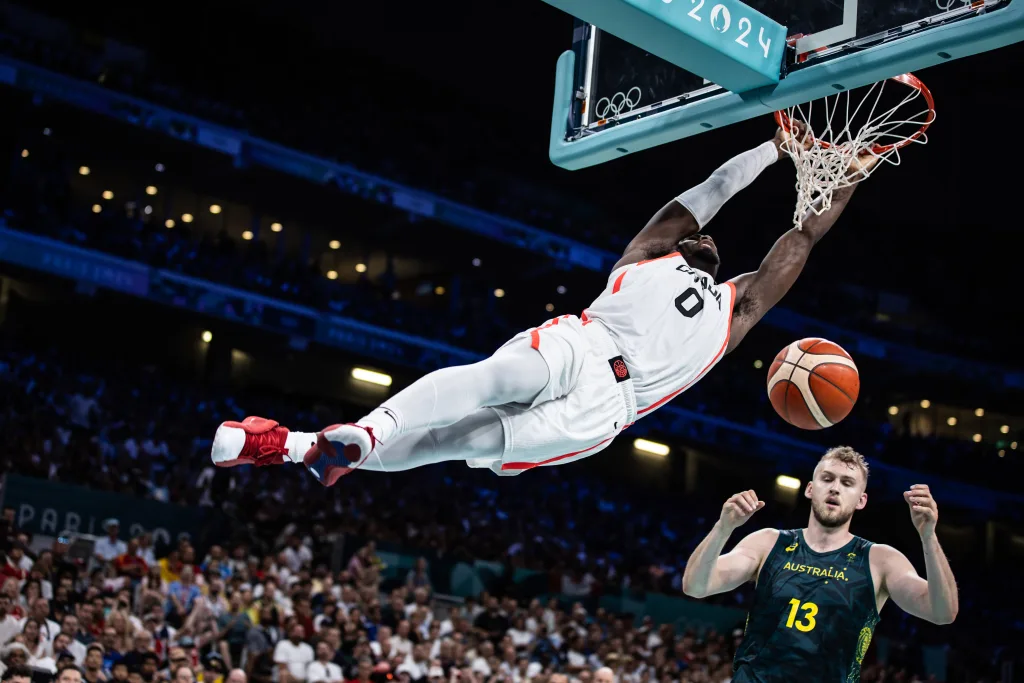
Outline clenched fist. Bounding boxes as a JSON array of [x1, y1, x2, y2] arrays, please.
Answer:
[[720, 490, 765, 531], [904, 484, 939, 538]]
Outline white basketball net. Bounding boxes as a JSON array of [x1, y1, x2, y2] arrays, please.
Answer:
[[777, 75, 936, 228]]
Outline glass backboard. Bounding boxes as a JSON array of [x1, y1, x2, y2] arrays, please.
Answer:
[[546, 0, 1024, 169]]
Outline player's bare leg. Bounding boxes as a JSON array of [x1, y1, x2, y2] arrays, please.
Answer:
[[210, 340, 549, 484]]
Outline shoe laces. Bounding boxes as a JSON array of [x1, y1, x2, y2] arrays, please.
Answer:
[[240, 430, 288, 466]]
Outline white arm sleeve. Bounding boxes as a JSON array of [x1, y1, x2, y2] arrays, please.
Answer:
[[675, 140, 779, 228]]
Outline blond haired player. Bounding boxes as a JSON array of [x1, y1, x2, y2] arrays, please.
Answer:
[[210, 128, 875, 484], [682, 447, 959, 682]]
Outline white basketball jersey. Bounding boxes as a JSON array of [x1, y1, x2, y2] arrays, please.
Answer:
[[583, 252, 735, 417]]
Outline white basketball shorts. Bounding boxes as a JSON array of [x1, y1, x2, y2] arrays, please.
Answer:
[[468, 314, 638, 475]]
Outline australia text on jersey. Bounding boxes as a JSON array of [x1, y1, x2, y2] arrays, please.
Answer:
[[676, 264, 723, 310], [782, 562, 851, 582]]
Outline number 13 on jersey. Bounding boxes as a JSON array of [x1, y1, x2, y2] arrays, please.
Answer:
[[785, 599, 818, 632]]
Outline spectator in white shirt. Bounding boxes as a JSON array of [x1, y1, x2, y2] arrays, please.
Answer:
[[14, 546, 33, 575], [390, 621, 413, 658], [398, 644, 430, 680], [58, 615, 88, 666], [0, 595, 21, 647], [513, 656, 542, 683], [470, 641, 494, 677], [273, 622, 314, 683], [305, 642, 342, 683], [281, 537, 312, 574], [25, 598, 60, 646], [136, 534, 157, 566], [369, 626, 392, 660], [565, 635, 588, 673], [19, 618, 50, 666], [506, 615, 533, 650], [93, 520, 127, 564]]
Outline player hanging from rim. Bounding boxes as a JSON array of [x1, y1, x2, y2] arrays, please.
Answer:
[[682, 447, 958, 683], [210, 124, 877, 484]]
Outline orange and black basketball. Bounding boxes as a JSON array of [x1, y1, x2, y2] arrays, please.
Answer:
[[767, 338, 860, 430]]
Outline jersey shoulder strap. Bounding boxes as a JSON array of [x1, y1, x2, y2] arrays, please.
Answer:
[[755, 529, 798, 588]]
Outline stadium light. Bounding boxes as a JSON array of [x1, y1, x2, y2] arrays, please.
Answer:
[[329, 240, 341, 250], [494, 288, 506, 298], [545, 303, 555, 312], [210, 204, 222, 215], [972, 433, 982, 443], [434, 286, 446, 296], [472, 258, 481, 267], [102, 190, 113, 200], [143, 206, 153, 215], [201, 331, 213, 343], [888, 406, 899, 416], [999, 450, 1006, 457], [753, 360, 763, 369], [633, 438, 669, 457], [271, 222, 283, 232], [947, 417, 957, 426], [91, 204, 102, 214], [1000, 425, 1010, 434], [79, 166, 90, 176], [352, 368, 392, 387], [326, 270, 338, 280], [155, 163, 165, 172], [165, 219, 175, 229], [145, 186, 158, 195], [355, 263, 368, 273], [21, 149, 29, 158], [241, 231, 253, 241], [776, 475, 801, 490], [920, 399, 931, 409], [182, 213, 194, 223], [1012, 442, 1018, 450], [975, 408, 985, 417], [556, 285, 567, 294]]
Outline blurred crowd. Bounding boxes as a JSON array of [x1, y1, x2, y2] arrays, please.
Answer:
[[0, 326, 1020, 683], [0, 508, 991, 683]]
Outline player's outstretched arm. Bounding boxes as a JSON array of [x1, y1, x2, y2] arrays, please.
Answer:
[[682, 490, 777, 599], [874, 485, 958, 624], [613, 136, 784, 270], [724, 150, 878, 353]]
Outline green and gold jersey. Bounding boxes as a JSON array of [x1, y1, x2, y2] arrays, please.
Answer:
[[733, 529, 880, 683]]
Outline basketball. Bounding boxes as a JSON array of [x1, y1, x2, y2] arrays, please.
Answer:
[[767, 338, 860, 430]]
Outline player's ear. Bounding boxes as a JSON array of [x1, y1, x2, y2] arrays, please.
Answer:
[[803, 481, 813, 500], [855, 492, 868, 510]]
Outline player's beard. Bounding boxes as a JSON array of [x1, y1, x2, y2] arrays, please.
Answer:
[[811, 499, 855, 528], [689, 248, 721, 278]]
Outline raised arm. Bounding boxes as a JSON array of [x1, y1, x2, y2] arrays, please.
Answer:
[[725, 151, 876, 353], [682, 490, 778, 599], [874, 485, 958, 624], [614, 137, 783, 270]]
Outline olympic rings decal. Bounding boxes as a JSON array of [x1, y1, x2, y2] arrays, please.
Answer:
[[594, 87, 642, 119]]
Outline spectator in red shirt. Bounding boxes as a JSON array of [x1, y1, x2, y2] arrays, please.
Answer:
[[1, 547, 28, 582], [114, 540, 149, 581], [292, 596, 315, 645]]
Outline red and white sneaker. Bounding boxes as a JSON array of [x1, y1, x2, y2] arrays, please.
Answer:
[[303, 423, 376, 487], [211, 416, 291, 467]]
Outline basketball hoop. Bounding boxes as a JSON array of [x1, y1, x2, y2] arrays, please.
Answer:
[[774, 73, 936, 228]]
